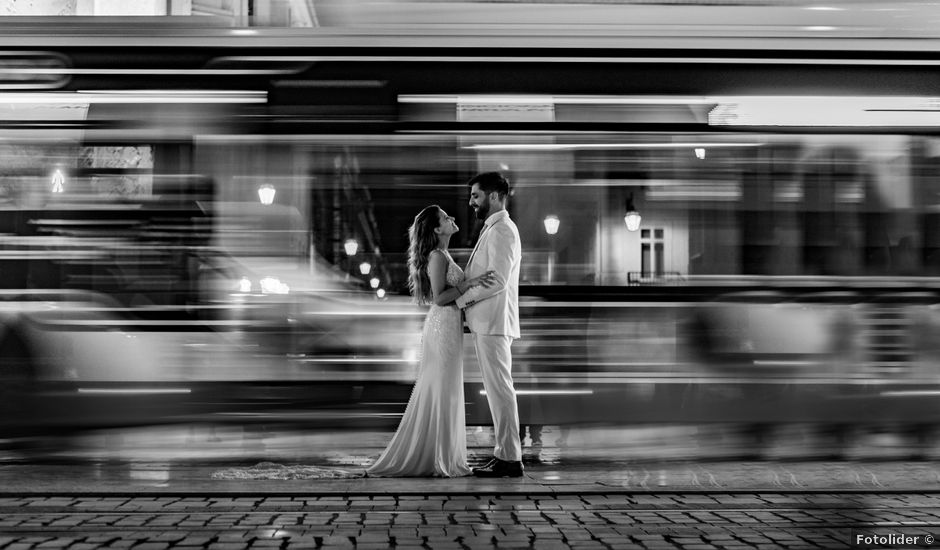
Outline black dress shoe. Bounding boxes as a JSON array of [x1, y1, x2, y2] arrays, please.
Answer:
[[477, 457, 498, 468], [472, 458, 524, 478]]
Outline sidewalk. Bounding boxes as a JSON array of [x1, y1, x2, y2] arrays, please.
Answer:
[[3, 424, 940, 495], [4, 458, 940, 496], [4, 429, 940, 549]]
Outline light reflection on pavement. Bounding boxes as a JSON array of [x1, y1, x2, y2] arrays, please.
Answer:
[[3, 424, 939, 464], [2, 424, 940, 493], [0, 424, 940, 466]]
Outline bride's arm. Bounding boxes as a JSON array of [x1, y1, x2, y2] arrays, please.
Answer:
[[429, 252, 492, 306]]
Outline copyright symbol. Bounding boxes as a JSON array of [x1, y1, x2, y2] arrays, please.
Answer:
[[926, 534, 935, 545]]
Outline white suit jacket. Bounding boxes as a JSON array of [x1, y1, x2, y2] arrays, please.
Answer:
[[456, 210, 521, 339]]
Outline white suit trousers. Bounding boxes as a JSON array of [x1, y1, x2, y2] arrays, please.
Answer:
[[473, 333, 522, 462]]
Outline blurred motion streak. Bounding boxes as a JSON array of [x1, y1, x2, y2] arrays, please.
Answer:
[[4, 7, 940, 461]]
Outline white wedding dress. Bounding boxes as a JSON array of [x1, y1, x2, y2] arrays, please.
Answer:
[[366, 250, 472, 477]]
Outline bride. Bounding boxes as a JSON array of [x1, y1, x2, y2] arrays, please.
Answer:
[[366, 205, 495, 477]]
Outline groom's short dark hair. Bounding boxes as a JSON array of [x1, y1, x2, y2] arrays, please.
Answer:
[[468, 171, 510, 201]]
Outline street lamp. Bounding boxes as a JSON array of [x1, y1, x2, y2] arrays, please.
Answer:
[[369, 277, 380, 289], [359, 262, 371, 275], [376, 288, 386, 299], [257, 184, 276, 205], [543, 214, 560, 235], [623, 193, 642, 232], [344, 238, 359, 256]]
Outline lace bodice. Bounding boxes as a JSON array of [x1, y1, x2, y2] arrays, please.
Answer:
[[430, 249, 465, 292], [446, 256, 464, 288], [420, 249, 464, 379]]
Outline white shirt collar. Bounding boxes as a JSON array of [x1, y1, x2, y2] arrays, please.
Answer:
[[483, 209, 509, 228]]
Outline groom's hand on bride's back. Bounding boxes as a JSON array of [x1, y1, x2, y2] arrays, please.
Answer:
[[473, 270, 497, 288]]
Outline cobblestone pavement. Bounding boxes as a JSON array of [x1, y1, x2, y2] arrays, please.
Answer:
[[2, 493, 940, 549]]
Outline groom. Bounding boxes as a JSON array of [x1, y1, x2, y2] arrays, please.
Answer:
[[456, 171, 523, 478]]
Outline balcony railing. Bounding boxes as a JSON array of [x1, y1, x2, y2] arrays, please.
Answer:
[[627, 271, 685, 286]]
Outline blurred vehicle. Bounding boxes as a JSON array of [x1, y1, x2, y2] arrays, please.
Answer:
[[4, 6, 940, 455], [0, 289, 198, 436], [0, 193, 423, 438], [195, 201, 423, 369]]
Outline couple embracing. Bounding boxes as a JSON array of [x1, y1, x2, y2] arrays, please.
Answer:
[[366, 171, 524, 478]]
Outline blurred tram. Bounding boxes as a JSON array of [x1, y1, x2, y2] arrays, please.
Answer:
[[2, 4, 940, 450]]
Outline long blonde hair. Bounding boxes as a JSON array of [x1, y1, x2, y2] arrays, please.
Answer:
[[407, 205, 442, 304]]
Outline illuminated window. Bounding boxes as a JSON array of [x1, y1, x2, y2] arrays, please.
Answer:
[[80, 145, 154, 197], [641, 227, 665, 278]]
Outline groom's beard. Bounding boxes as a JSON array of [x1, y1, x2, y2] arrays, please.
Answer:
[[474, 201, 490, 220]]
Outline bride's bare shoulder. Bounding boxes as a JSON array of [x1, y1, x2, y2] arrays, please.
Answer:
[[429, 248, 454, 263], [427, 249, 449, 273]]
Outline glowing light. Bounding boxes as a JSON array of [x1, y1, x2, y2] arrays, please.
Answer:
[[260, 277, 289, 295], [78, 388, 191, 395], [344, 239, 359, 256], [480, 389, 594, 396], [694, 148, 706, 160], [238, 277, 252, 293], [51, 169, 65, 193], [376, 288, 386, 299], [543, 215, 560, 235], [708, 96, 940, 127], [624, 194, 641, 232], [370, 277, 380, 289], [359, 262, 372, 275], [257, 184, 276, 205], [294, 356, 419, 364], [463, 142, 759, 151], [399, 94, 719, 105], [624, 211, 642, 232], [457, 94, 553, 104], [0, 91, 267, 103]]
